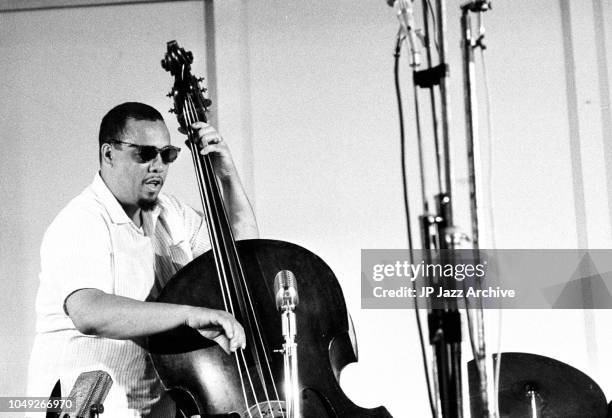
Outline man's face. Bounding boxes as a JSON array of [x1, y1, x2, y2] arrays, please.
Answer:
[[110, 118, 172, 210]]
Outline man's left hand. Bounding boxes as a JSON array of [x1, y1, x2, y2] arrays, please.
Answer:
[[186, 121, 238, 182]]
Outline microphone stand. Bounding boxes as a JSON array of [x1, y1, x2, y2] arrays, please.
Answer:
[[280, 301, 300, 418], [410, 0, 464, 416], [460, 1, 492, 416], [394, 1, 494, 416], [275, 271, 301, 418]]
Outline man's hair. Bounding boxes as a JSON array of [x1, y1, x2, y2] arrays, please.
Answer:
[[98, 102, 164, 161]]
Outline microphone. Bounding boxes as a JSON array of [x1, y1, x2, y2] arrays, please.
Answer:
[[274, 271, 301, 418], [274, 270, 299, 310], [61, 370, 113, 417], [389, 0, 421, 67]]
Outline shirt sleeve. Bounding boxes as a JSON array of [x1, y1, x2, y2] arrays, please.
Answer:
[[38, 207, 114, 316]]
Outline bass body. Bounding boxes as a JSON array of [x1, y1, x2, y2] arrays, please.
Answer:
[[149, 239, 392, 418]]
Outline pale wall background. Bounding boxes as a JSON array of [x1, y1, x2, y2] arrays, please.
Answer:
[[1, 0, 612, 416]]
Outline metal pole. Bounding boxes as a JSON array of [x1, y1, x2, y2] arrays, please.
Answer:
[[421, 0, 444, 196], [460, 3, 492, 416], [436, 1, 464, 416], [461, 9, 482, 249], [436, 0, 455, 205]]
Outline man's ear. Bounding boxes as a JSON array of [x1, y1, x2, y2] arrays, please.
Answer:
[[101, 143, 113, 166]]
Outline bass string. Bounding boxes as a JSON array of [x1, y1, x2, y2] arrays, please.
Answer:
[[181, 106, 230, 312], [179, 97, 284, 413], [184, 94, 287, 417], [189, 97, 284, 405], [226, 216, 285, 409], [184, 94, 286, 418], [182, 96, 259, 418]]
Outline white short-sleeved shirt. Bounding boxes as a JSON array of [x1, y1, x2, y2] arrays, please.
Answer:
[[27, 173, 210, 417]]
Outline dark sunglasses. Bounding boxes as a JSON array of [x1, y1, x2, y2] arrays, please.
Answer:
[[111, 140, 181, 164]]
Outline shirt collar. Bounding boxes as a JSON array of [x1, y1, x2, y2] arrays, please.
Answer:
[[90, 172, 163, 230], [91, 172, 133, 224]]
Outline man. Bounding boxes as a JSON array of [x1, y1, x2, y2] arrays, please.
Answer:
[[27, 102, 257, 417]]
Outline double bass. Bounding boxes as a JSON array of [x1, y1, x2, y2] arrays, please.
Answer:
[[149, 41, 392, 418]]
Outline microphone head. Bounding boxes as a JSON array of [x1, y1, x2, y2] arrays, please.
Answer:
[[62, 370, 113, 417], [274, 270, 299, 310]]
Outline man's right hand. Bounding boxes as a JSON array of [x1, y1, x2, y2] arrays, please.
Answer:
[[184, 306, 246, 354]]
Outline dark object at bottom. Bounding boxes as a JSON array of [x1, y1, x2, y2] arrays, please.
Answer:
[[468, 352, 608, 417]]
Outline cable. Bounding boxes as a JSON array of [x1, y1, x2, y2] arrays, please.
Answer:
[[394, 32, 437, 418], [463, 19, 490, 418], [480, 44, 496, 251], [425, 0, 441, 54], [480, 43, 501, 418]]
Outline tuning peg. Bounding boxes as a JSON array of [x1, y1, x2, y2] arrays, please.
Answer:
[[166, 91, 174, 98], [169, 108, 175, 114], [197, 77, 205, 82]]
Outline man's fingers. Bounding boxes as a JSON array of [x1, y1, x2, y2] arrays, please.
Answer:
[[189, 121, 208, 129], [187, 308, 246, 353], [207, 136, 223, 145], [179, 123, 235, 174], [197, 331, 232, 355], [200, 143, 223, 156], [178, 122, 218, 138], [233, 323, 246, 350], [212, 312, 246, 352], [189, 122, 222, 143], [214, 312, 235, 339], [212, 334, 231, 355], [216, 312, 246, 351], [201, 133, 223, 147]]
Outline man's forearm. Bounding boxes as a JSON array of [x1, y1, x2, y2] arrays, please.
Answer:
[[65, 288, 246, 351], [65, 288, 192, 339], [221, 176, 259, 240]]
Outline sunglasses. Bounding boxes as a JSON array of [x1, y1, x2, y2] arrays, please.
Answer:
[[111, 140, 181, 164]]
